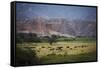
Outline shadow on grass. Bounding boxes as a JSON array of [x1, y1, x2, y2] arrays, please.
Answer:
[[40, 52, 97, 64], [15, 47, 41, 66]]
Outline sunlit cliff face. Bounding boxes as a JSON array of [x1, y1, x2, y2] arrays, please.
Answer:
[[16, 16, 96, 37]]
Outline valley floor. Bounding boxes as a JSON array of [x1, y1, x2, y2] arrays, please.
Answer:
[[16, 41, 97, 65]]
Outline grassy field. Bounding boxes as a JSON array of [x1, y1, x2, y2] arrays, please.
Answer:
[[16, 41, 97, 65]]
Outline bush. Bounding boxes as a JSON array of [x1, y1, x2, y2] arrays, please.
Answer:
[[15, 47, 41, 66], [48, 35, 58, 45], [16, 33, 42, 43]]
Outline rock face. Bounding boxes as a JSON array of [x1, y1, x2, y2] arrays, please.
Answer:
[[16, 17, 96, 37]]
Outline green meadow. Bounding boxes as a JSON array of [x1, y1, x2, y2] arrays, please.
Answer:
[[16, 37, 97, 65]]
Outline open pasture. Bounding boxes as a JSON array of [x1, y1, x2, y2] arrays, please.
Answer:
[[17, 42, 96, 57]]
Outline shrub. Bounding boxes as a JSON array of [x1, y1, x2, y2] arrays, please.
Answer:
[[15, 47, 41, 66], [48, 35, 58, 45]]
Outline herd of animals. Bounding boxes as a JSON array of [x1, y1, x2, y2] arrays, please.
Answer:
[[19, 43, 96, 57]]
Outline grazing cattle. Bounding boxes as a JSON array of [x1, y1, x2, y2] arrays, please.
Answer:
[[30, 47, 35, 48], [48, 47, 51, 48], [50, 48, 54, 51], [56, 47, 63, 50], [81, 45, 86, 48], [74, 46, 77, 48], [70, 48, 73, 50], [41, 46, 45, 48], [37, 50, 40, 52], [66, 46, 69, 48]]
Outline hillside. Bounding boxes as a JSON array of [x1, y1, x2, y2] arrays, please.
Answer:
[[16, 17, 96, 37]]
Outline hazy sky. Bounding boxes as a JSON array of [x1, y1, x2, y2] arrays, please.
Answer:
[[16, 3, 97, 21]]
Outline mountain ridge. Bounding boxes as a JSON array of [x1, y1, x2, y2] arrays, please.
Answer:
[[16, 17, 96, 37]]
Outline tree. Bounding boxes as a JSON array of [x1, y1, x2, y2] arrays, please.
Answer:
[[48, 35, 57, 45]]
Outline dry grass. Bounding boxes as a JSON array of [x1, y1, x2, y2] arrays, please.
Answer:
[[17, 42, 96, 58]]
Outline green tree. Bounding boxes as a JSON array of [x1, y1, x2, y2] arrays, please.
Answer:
[[48, 35, 57, 45]]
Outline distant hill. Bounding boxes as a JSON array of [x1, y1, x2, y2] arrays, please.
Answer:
[[16, 17, 96, 37]]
